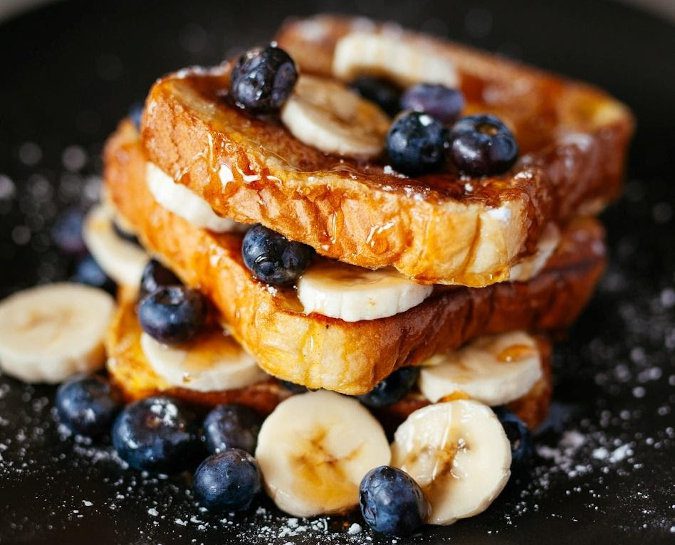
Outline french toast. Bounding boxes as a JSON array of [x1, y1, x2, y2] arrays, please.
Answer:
[[106, 295, 552, 430], [140, 16, 632, 287], [105, 120, 606, 394]]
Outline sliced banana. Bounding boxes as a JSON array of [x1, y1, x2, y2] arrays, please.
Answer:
[[297, 260, 433, 322], [419, 331, 543, 406], [333, 31, 459, 88], [255, 390, 390, 517], [83, 204, 149, 287], [140, 330, 266, 392], [392, 400, 511, 525], [146, 162, 245, 233], [280, 75, 390, 159], [509, 223, 560, 282], [0, 283, 115, 383]]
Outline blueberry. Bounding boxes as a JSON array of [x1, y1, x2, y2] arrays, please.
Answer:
[[112, 221, 141, 246], [138, 286, 206, 344], [72, 255, 116, 295], [55, 375, 122, 438], [241, 224, 314, 286], [112, 396, 202, 472], [359, 466, 429, 536], [204, 404, 263, 455], [194, 449, 261, 511], [493, 406, 534, 467], [400, 83, 464, 124], [230, 45, 298, 113], [140, 259, 182, 298], [129, 102, 144, 130], [386, 111, 447, 176], [358, 367, 420, 408], [447, 114, 519, 176], [278, 380, 308, 395], [350, 76, 401, 117], [52, 208, 86, 255]]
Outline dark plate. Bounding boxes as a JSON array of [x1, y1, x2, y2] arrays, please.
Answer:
[[0, 0, 673, 544]]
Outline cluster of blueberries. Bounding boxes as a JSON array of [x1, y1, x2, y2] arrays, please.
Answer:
[[229, 44, 519, 179], [54, 342, 532, 537]]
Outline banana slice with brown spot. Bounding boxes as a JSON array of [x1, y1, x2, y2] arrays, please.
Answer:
[[255, 390, 390, 517], [281, 74, 391, 159], [391, 400, 511, 525]]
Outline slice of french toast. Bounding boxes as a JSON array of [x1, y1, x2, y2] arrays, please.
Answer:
[[106, 295, 552, 430], [105, 121, 605, 395], [140, 16, 632, 287]]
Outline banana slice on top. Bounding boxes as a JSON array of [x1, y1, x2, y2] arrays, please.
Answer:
[[255, 390, 390, 517], [140, 330, 266, 392], [0, 283, 115, 383], [297, 260, 433, 322], [281, 74, 391, 159], [419, 331, 543, 406], [392, 400, 511, 525], [83, 204, 149, 287], [333, 31, 459, 88], [146, 162, 245, 233]]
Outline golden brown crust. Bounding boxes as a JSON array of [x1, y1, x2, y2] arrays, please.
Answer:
[[106, 296, 552, 429], [105, 295, 291, 413], [105, 122, 605, 395], [139, 16, 632, 287]]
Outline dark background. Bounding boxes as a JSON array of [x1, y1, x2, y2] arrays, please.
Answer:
[[0, 1, 673, 544]]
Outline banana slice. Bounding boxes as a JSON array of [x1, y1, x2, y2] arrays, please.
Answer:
[[146, 162, 245, 233], [419, 331, 542, 406], [83, 204, 149, 287], [255, 390, 390, 517], [280, 75, 390, 159], [140, 330, 266, 392], [0, 283, 115, 383], [509, 223, 560, 282], [333, 31, 459, 88], [297, 260, 433, 322], [392, 400, 511, 525]]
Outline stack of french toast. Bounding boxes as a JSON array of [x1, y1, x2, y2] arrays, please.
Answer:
[[80, 14, 633, 531]]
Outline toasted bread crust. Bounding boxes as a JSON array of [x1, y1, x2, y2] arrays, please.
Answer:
[[106, 296, 552, 429], [105, 122, 605, 394], [140, 17, 632, 287]]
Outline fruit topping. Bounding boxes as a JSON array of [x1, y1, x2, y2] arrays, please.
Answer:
[[72, 255, 116, 295], [386, 111, 447, 176], [400, 83, 464, 124], [350, 75, 402, 117], [447, 114, 519, 176], [204, 404, 263, 455], [493, 406, 534, 468], [140, 259, 182, 298], [242, 224, 314, 286], [55, 374, 122, 437], [138, 286, 206, 344], [359, 465, 429, 536], [111, 396, 202, 472], [193, 449, 262, 511], [230, 45, 298, 113], [358, 366, 420, 408]]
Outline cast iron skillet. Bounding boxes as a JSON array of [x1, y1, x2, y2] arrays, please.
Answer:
[[0, 0, 673, 543]]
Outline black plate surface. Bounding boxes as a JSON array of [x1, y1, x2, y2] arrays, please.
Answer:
[[0, 1, 673, 544]]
